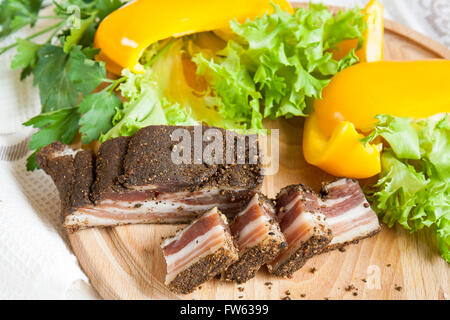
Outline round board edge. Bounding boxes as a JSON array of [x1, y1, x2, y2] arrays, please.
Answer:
[[68, 4, 450, 300]]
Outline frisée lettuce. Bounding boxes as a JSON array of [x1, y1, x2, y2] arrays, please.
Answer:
[[363, 114, 450, 262]]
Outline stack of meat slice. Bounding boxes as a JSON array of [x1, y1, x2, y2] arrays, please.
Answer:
[[37, 125, 263, 232], [319, 179, 382, 251], [161, 207, 238, 294], [267, 179, 381, 278], [161, 179, 381, 293], [221, 193, 287, 283], [267, 184, 332, 278]]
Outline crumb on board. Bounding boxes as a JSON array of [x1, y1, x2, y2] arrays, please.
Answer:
[[309, 267, 317, 274], [281, 296, 291, 300]]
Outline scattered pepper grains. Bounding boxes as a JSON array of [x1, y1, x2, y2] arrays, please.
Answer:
[[345, 284, 356, 292]]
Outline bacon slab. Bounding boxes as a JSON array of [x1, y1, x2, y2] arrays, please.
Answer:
[[161, 207, 238, 294], [267, 185, 332, 278], [320, 179, 381, 251], [36, 125, 263, 231], [221, 193, 287, 283]]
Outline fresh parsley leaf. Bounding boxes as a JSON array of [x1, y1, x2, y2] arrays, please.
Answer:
[[63, 14, 96, 53], [23, 107, 80, 170], [96, 0, 123, 20], [68, 45, 107, 94], [78, 90, 122, 143], [33, 44, 107, 112], [0, 0, 44, 39], [33, 44, 79, 112], [10, 38, 41, 70], [23, 107, 80, 150]]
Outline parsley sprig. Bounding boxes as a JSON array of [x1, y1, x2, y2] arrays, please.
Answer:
[[0, 0, 124, 170]]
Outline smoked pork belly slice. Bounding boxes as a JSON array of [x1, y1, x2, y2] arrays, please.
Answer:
[[221, 193, 287, 283], [320, 179, 381, 251], [161, 207, 238, 294], [36, 125, 263, 231], [267, 185, 332, 278]]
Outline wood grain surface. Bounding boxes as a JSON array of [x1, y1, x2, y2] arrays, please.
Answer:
[[68, 4, 450, 300]]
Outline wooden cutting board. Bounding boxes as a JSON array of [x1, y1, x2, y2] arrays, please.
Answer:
[[68, 4, 450, 300]]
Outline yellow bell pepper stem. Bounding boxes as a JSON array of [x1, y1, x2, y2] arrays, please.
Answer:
[[359, 0, 384, 62], [303, 60, 450, 179], [333, 0, 383, 63], [94, 0, 293, 74]]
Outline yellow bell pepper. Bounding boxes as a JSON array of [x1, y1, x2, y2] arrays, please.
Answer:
[[303, 60, 450, 179], [333, 0, 384, 63], [94, 0, 293, 74]]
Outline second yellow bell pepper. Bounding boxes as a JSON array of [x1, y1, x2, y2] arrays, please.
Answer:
[[94, 0, 293, 74], [303, 60, 450, 179]]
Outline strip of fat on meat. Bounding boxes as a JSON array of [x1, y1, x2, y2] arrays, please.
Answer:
[[267, 185, 332, 278], [221, 193, 287, 283], [161, 207, 238, 294]]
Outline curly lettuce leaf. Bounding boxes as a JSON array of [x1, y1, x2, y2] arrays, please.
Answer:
[[193, 3, 364, 125], [366, 114, 450, 262], [101, 68, 197, 141], [193, 41, 263, 131]]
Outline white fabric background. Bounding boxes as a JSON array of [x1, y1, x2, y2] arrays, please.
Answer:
[[0, 0, 448, 300]]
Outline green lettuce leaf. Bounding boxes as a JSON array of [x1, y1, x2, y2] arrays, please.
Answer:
[[193, 3, 364, 125], [101, 68, 197, 141], [366, 114, 450, 262]]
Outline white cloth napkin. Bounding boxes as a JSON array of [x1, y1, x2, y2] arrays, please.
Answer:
[[0, 0, 448, 300]]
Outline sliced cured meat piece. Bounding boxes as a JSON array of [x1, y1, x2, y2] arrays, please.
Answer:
[[37, 125, 263, 232], [267, 185, 332, 278], [221, 193, 287, 283], [320, 179, 381, 251], [161, 207, 238, 294], [36, 142, 95, 218]]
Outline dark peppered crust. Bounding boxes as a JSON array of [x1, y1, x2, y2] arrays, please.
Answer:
[[267, 233, 332, 278], [90, 136, 129, 202], [120, 125, 263, 192], [70, 150, 95, 213], [37, 143, 95, 217], [221, 239, 287, 283], [37, 142, 75, 215], [167, 247, 238, 295]]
